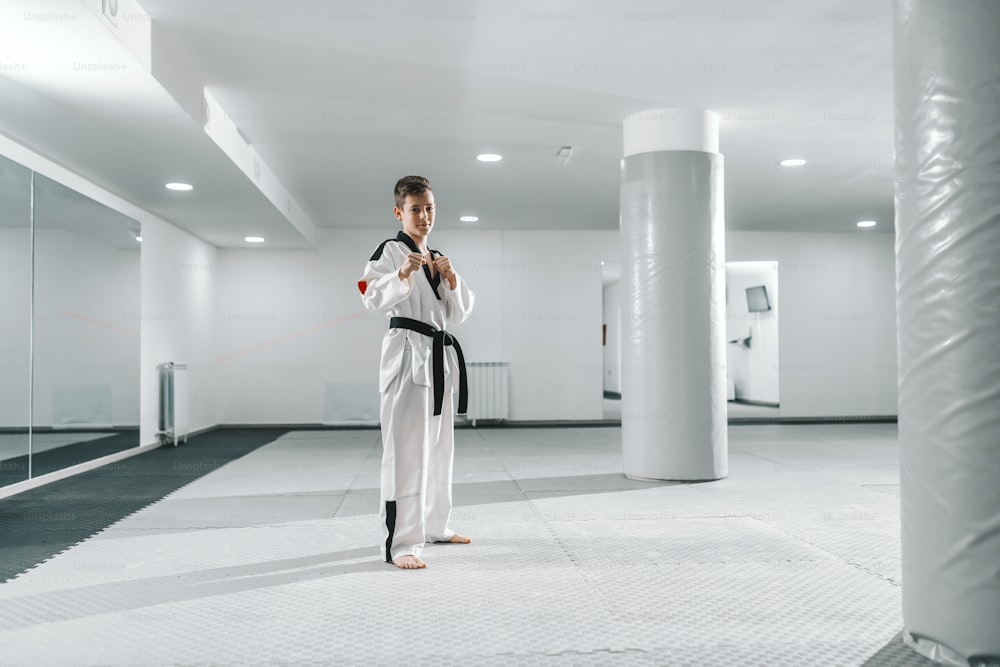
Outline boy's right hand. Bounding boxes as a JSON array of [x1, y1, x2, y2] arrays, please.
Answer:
[[398, 252, 426, 280]]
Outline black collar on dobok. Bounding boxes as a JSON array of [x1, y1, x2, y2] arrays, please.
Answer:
[[395, 231, 442, 300], [389, 316, 468, 417], [367, 231, 444, 301]]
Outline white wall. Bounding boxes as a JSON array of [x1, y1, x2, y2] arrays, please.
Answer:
[[726, 261, 779, 404], [499, 230, 610, 419], [8, 217, 896, 435], [214, 228, 615, 424], [214, 231, 381, 425], [140, 218, 219, 445], [728, 231, 897, 417], [603, 281, 622, 394], [208, 227, 896, 424]]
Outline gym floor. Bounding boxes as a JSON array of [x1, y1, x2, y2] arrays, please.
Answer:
[[0, 424, 934, 666]]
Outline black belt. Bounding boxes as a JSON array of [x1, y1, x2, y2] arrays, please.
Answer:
[[389, 317, 468, 416]]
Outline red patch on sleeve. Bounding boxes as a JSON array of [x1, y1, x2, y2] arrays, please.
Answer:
[[357, 280, 368, 295]]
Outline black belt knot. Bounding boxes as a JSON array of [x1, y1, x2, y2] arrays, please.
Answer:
[[389, 316, 468, 416]]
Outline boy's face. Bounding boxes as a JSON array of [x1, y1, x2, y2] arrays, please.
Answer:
[[395, 191, 436, 244]]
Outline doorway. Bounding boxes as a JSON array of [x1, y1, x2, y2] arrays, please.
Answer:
[[726, 261, 780, 417], [601, 261, 622, 420]]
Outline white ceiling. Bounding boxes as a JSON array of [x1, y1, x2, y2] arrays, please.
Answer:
[[0, 0, 896, 248]]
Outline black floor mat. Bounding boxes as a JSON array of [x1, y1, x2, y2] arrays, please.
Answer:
[[0, 427, 288, 583], [0, 431, 139, 487]]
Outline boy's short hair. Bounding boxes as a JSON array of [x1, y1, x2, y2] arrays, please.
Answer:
[[394, 175, 432, 209]]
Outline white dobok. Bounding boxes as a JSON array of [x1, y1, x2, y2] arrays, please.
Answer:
[[359, 232, 475, 561]]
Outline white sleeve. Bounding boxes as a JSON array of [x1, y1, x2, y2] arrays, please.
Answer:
[[359, 243, 413, 313], [444, 273, 475, 326]]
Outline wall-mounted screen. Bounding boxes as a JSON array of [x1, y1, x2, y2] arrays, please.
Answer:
[[746, 285, 771, 312]]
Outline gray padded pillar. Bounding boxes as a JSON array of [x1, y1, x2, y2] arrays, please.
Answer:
[[620, 108, 727, 481], [895, 1, 1000, 663]]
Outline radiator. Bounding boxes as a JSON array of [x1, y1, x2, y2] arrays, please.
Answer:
[[465, 362, 509, 426], [157, 362, 189, 446]]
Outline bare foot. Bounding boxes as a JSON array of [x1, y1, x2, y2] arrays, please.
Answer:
[[443, 533, 471, 544], [391, 555, 427, 569]]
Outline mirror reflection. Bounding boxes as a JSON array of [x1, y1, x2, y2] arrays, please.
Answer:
[[0, 154, 32, 485], [29, 173, 140, 476]]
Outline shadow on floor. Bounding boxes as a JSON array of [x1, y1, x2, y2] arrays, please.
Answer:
[[0, 546, 390, 631]]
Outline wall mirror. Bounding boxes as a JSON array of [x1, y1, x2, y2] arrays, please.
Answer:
[[0, 153, 141, 492], [0, 154, 32, 486], [30, 174, 141, 477]]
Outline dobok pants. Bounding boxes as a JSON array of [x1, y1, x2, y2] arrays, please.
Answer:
[[379, 347, 456, 561]]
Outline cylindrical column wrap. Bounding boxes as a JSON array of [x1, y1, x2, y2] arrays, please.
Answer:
[[620, 108, 727, 481], [895, 1, 1000, 664]]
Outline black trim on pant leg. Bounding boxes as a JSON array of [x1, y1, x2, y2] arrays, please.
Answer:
[[384, 500, 397, 563]]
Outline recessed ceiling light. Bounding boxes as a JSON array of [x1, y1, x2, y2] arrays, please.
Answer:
[[779, 159, 807, 168], [245, 236, 265, 243], [476, 153, 502, 162], [459, 215, 479, 223], [856, 220, 877, 228], [135, 235, 142, 242], [165, 182, 194, 191]]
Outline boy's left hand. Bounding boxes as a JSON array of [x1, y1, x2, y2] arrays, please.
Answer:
[[433, 255, 458, 288]]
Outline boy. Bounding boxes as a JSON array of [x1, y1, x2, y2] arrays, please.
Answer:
[[358, 175, 475, 569]]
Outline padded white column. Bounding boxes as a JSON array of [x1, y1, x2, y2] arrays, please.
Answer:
[[895, 1, 1000, 664], [620, 108, 727, 481]]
